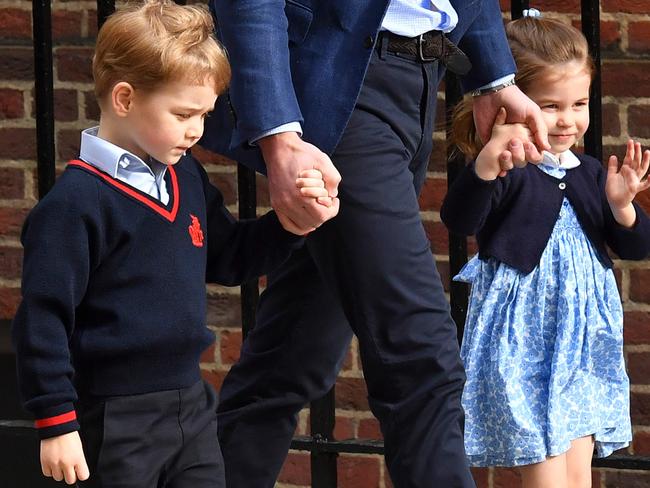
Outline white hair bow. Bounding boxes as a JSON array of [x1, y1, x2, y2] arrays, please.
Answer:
[[522, 8, 542, 17]]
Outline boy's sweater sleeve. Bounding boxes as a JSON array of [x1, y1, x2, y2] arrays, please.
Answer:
[[11, 190, 97, 439], [198, 164, 303, 285], [440, 162, 505, 236]]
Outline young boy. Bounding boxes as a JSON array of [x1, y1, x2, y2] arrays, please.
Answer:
[[11, 1, 335, 486]]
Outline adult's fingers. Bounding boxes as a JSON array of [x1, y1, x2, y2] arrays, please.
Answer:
[[525, 109, 549, 151], [277, 211, 310, 236], [523, 141, 543, 164]]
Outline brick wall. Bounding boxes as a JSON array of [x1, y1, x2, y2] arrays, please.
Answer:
[[1, 1, 649, 486]]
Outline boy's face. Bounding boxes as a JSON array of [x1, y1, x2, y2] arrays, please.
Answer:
[[121, 78, 218, 165], [525, 61, 591, 156]]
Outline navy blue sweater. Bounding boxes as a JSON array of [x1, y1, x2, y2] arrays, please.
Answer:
[[12, 155, 302, 439], [441, 153, 650, 274]]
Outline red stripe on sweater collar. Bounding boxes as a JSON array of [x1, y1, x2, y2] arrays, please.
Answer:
[[68, 159, 179, 222]]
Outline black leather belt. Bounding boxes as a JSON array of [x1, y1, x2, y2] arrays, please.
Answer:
[[380, 30, 472, 75]]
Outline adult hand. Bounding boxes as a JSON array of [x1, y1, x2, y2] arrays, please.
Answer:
[[259, 132, 340, 235], [41, 431, 90, 485], [473, 84, 549, 163]]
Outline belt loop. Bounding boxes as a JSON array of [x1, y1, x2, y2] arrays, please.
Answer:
[[378, 31, 389, 59]]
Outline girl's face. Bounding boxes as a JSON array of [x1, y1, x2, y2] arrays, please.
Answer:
[[524, 61, 592, 156]]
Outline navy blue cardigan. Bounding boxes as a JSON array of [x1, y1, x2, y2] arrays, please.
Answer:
[[441, 153, 650, 274], [12, 155, 302, 439]]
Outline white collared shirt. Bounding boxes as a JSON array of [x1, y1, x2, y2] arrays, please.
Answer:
[[79, 127, 170, 204], [382, 0, 458, 36]]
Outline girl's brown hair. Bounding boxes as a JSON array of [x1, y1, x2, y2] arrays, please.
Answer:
[[93, 0, 231, 102], [450, 16, 595, 159]]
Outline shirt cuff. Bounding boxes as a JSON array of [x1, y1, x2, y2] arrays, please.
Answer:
[[249, 122, 303, 146], [475, 74, 515, 92]]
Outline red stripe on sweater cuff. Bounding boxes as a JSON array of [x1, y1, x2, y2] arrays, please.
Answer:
[[35, 410, 77, 429]]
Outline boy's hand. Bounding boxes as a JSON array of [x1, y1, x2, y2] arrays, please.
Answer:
[[41, 431, 90, 484], [296, 169, 335, 207], [606, 139, 650, 227], [475, 108, 534, 180]]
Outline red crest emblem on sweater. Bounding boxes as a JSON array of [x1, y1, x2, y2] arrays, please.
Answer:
[[188, 214, 204, 247]]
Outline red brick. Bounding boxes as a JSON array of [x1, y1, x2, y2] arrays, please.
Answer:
[[0, 47, 34, 81], [603, 61, 650, 98], [358, 418, 383, 440], [87, 10, 98, 38], [418, 177, 448, 211], [0, 168, 24, 199], [629, 21, 650, 54], [84, 91, 100, 122], [207, 172, 237, 206], [628, 106, 650, 140], [600, 20, 622, 51], [603, 0, 650, 13], [628, 352, 650, 385], [52, 9, 82, 40], [472, 467, 489, 488], [624, 311, 650, 344], [0, 247, 22, 280], [335, 377, 369, 411], [0, 8, 31, 39], [338, 454, 381, 488], [494, 467, 522, 488], [219, 329, 242, 365], [604, 470, 650, 487], [333, 415, 354, 440], [631, 392, 650, 425], [193, 144, 236, 166], [0, 207, 29, 238], [55, 47, 93, 83], [199, 369, 226, 391], [0, 287, 20, 319], [199, 343, 215, 364], [31, 89, 78, 122], [0, 128, 36, 160], [437, 259, 451, 293], [630, 269, 650, 303], [340, 347, 355, 372], [0, 89, 24, 119], [205, 292, 242, 327], [602, 103, 620, 138], [427, 139, 448, 173], [529, 0, 580, 13], [56, 129, 81, 162], [423, 220, 450, 255], [278, 452, 311, 486], [632, 430, 650, 455]]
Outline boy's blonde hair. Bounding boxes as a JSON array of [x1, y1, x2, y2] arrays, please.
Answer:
[[93, 0, 230, 102], [451, 16, 595, 159]]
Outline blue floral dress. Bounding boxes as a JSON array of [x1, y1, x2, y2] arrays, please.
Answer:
[[456, 163, 632, 467]]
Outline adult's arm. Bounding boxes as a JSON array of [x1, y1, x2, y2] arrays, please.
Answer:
[[457, 0, 549, 154], [211, 0, 340, 234]]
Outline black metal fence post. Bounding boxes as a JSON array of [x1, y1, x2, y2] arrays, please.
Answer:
[[32, 0, 55, 198]]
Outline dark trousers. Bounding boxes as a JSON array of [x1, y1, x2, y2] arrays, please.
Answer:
[[78, 380, 225, 488], [217, 44, 475, 488]]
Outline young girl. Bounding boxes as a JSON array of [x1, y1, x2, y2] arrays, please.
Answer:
[[441, 13, 650, 488]]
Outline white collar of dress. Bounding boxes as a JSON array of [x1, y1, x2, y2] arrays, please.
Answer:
[[540, 150, 581, 169]]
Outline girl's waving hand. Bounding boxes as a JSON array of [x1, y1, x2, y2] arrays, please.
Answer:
[[606, 139, 650, 227]]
